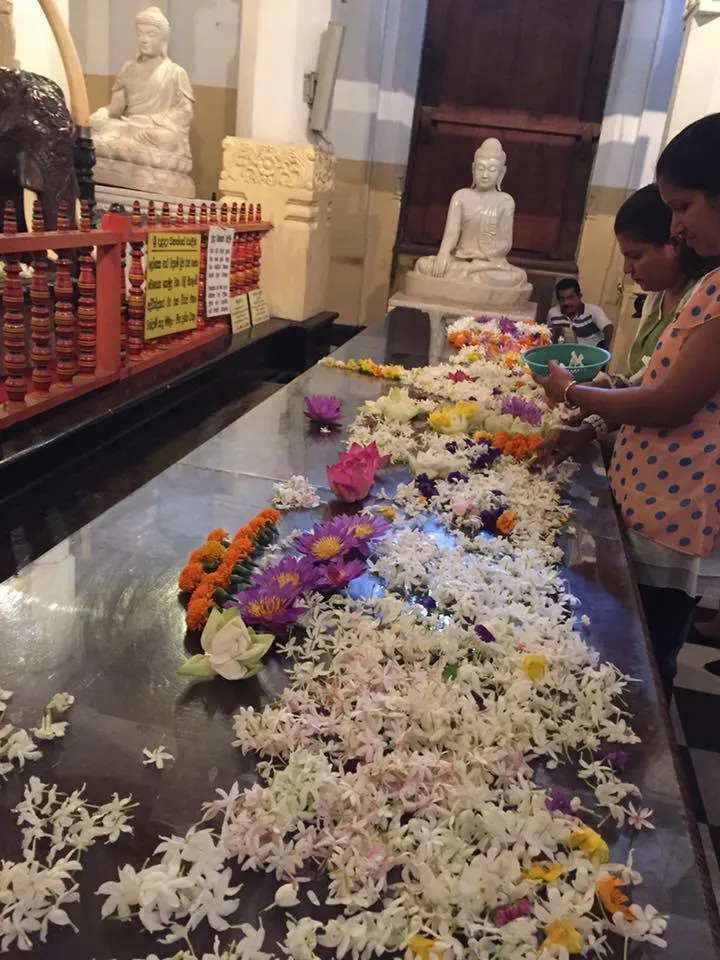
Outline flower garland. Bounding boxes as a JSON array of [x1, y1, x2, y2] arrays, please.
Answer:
[[178, 509, 280, 632]]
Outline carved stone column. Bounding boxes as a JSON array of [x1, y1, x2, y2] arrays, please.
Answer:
[[0, 0, 18, 69], [220, 137, 335, 323]]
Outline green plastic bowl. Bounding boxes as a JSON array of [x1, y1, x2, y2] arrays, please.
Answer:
[[522, 343, 611, 382]]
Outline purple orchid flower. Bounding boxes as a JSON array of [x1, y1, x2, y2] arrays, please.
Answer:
[[547, 786, 573, 815], [418, 595, 437, 613], [415, 474, 439, 500], [498, 316, 520, 337], [479, 505, 505, 535], [447, 471, 468, 484], [501, 395, 543, 427], [239, 583, 308, 632], [474, 624, 496, 643], [445, 441, 459, 455], [304, 394, 344, 425], [494, 898, 532, 927], [492, 387, 503, 397], [474, 314, 493, 325], [604, 750, 631, 771], [470, 446, 502, 472]]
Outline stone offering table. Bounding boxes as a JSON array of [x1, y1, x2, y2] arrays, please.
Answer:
[[0, 308, 717, 958]]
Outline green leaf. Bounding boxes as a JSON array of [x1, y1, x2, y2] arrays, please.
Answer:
[[443, 663, 459, 682], [178, 654, 217, 678], [241, 663, 264, 680]]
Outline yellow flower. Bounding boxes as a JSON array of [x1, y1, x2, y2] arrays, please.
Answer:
[[429, 410, 453, 432], [569, 825, 610, 865], [406, 937, 439, 960], [523, 861, 565, 883], [543, 919, 584, 954], [376, 506, 397, 520], [522, 654, 548, 681]]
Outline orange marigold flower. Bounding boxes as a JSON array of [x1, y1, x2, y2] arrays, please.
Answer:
[[190, 541, 225, 565], [178, 562, 204, 593], [497, 510, 518, 536], [207, 528, 229, 542], [597, 876, 634, 921], [186, 596, 214, 632], [192, 582, 216, 601], [260, 508, 280, 524]]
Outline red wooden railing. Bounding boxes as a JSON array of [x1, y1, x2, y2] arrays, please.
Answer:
[[0, 199, 272, 430]]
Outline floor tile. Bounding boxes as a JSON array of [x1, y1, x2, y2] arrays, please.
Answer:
[[689, 748, 720, 826]]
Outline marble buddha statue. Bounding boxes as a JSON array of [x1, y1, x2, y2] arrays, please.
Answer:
[[406, 138, 532, 308], [90, 6, 195, 197]]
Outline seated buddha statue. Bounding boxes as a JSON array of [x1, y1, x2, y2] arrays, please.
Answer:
[[90, 6, 195, 197], [408, 138, 531, 307]]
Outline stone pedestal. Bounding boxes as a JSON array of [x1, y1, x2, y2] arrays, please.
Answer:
[[95, 157, 195, 199], [220, 137, 334, 323], [388, 290, 538, 324], [404, 269, 533, 312], [95, 183, 208, 215]]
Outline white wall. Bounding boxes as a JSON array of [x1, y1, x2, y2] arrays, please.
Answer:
[[591, 0, 685, 191], [15, 0, 70, 101], [664, 2, 720, 143]]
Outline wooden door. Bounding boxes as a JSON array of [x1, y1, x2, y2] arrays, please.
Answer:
[[396, 0, 624, 267]]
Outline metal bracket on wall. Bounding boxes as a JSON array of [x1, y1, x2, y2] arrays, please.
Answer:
[[303, 72, 318, 107]]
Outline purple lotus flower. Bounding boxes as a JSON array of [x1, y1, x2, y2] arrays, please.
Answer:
[[547, 786, 573, 815], [337, 513, 392, 552], [316, 557, 366, 592], [296, 517, 355, 564], [494, 898, 532, 927], [474, 624, 496, 643], [474, 314, 493, 325], [250, 556, 321, 599], [415, 474, 438, 500], [498, 316, 520, 337], [239, 583, 308, 632], [604, 750, 631, 771], [304, 394, 344, 425], [501, 395, 543, 427]]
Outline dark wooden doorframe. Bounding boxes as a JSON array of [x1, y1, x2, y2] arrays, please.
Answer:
[[394, 0, 625, 276]]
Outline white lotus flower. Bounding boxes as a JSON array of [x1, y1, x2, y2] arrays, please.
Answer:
[[180, 609, 274, 681]]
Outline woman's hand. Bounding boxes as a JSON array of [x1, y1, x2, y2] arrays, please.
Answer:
[[536, 424, 595, 466], [532, 360, 575, 404]]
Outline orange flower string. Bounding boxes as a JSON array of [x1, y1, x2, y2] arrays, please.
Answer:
[[179, 509, 280, 631]]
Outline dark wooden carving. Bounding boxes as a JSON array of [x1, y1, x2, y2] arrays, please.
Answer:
[[0, 67, 80, 230]]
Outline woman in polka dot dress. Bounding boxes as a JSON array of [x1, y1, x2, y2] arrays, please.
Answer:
[[534, 113, 720, 699]]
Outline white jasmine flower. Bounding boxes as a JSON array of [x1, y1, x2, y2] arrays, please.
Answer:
[[320, 426, 331, 435], [32, 713, 69, 741], [272, 475, 320, 510], [281, 917, 323, 960], [5, 728, 42, 767], [142, 745, 175, 770], [47, 692, 75, 713], [274, 883, 300, 908], [626, 802, 655, 830], [0, 688, 13, 701]]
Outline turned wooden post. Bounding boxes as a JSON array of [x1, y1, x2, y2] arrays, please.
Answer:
[[76, 200, 97, 376], [54, 200, 77, 384], [1, 201, 27, 402]]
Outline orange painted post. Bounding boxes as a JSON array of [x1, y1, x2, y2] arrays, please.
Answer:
[[95, 213, 124, 375], [176, 202, 185, 226], [127, 218, 146, 357], [239, 202, 247, 224], [1, 202, 27, 403], [188, 202, 197, 226], [161, 201, 171, 228], [221, 202, 229, 224], [76, 201, 97, 377], [210, 201, 218, 225], [247, 203, 255, 223], [53, 200, 76, 384], [231, 201, 238, 224], [29, 200, 53, 392], [147, 200, 157, 228], [255, 203, 262, 223]]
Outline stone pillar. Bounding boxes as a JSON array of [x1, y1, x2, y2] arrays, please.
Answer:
[[220, 0, 335, 322], [220, 139, 335, 322], [664, 0, 720, 144]]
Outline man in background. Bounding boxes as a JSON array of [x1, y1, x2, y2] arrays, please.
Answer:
[[546, 278, 614, 350]]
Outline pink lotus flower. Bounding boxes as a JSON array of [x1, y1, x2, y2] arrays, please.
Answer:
[[451, 499, 473, 517], [327, 442, 390, 503]]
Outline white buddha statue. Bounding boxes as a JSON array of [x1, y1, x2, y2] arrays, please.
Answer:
[[407, 138, 531, 308], [91, 6, 195, 197]]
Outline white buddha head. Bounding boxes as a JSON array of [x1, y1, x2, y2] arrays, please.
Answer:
[[473, 138, 507, 192], [136, 6, 170, 59]]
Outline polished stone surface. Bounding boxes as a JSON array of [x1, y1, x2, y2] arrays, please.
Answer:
[[0, 309, 718, 958]]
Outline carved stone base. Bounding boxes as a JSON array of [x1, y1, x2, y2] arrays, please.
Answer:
[[405, 270, 533, 310], [220, 137, 335, 322], [94, 157, 195, 199]]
